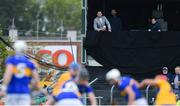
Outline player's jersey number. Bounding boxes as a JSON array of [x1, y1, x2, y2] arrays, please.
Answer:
[[15, 63, 27, 78]]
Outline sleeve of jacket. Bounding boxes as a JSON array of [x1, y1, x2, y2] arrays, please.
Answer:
[[104, 16, 111, 31], [93, 18, 100, 31]]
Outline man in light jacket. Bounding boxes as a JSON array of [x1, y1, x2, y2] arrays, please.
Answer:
[[93, 11, 111, 32]]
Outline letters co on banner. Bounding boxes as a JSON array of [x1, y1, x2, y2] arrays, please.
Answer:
[[36, 46, 77, 68]]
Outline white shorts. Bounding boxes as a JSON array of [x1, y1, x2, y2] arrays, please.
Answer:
[[133, 98, 148, 106], [56, 99, 83, 106], [5, 94, 31, 106]]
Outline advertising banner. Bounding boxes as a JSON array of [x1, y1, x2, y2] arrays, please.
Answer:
[[34, 45, 77, 68]]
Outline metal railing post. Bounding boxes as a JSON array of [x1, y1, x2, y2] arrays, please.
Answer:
[[98, 97, 101, 106], [110, 85, 115, 104], [84, 96, 103, 106], [97, 96, 103, 106], [146, 84, 151, 101], [88, 78, 98, 86]]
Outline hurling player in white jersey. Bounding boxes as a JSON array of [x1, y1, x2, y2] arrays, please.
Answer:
[[0, 41, 41, 106]]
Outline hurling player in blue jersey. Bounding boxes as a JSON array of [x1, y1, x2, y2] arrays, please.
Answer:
[[48, 80, 83, 106], [77, 68, 97, 105], [1, 40, 41, 105], [106, 69, 148, 105]]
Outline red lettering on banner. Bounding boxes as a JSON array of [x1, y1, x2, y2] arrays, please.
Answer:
[[37, 49, 74, 67], [37, 50, 52, 56], [52, 50, 74, 67]]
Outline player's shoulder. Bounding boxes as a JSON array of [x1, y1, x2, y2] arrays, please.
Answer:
[[61, 71, 71, 77], [156, 79, 166, 85], [122, 76, 132, 81], [5, 55, 17, 64], [62, 80, 78, 91], [119, 76, 131, 88], [18, 56, 36, 70], [27, 58, 36, 65], [19, 56, 34, 65], [64, 80, 74, 84], [57, 71, 71, 82], [7, 55, 28, 61], [78, 84, 93, 94], [6, 55, 15, 61]]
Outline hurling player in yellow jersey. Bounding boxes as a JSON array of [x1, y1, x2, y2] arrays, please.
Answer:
[[139, 75, 176, 106], [52, 62, 81, 95]]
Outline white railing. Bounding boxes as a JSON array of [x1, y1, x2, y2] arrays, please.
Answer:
[[146, 84, 156, 105], [83, 96, 103, 106], [145, 84, 151, 100], [110, 85, 115, 104], [88, 78, 98, 86]]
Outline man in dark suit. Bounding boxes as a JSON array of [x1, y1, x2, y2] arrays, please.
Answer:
[[108, 9, 122, 32], [162, 67, 174, 85], [148, 18, 161, 32]]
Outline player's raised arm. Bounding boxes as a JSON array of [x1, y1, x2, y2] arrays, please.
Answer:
[[139, 79, 157, 88], [133, 79, 141, 88]]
